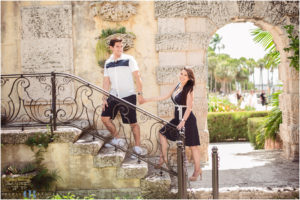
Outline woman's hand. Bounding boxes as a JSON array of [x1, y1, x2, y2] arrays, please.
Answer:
[[177, 120, 185, 130]]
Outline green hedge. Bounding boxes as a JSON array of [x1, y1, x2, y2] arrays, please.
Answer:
[[247, 117, 265, 149], [208, 111, 269, 142]]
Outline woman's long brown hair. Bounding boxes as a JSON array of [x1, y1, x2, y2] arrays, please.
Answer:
[[180, 67, 195, 105]]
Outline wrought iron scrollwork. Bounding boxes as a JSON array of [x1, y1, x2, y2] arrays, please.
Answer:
[[1, 72, 180, 176]]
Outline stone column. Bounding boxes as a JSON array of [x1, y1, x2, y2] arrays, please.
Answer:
[[279, 62, 299, 161], [156, 16, 210, 162]]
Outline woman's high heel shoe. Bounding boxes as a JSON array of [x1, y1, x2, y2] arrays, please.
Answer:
[[189, 169, 202, 181]]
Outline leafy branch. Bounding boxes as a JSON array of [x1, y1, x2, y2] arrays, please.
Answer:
[[283, 25, 299, 71]]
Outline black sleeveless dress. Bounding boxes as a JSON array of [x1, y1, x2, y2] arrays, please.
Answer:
[[159, 85, 200, 146]]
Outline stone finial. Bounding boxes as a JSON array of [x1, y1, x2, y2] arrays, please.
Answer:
[[105, 33, 136, 51], [90, 1, 138, 22]]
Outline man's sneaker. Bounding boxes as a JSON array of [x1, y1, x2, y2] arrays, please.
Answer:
[[104, 138, 125, 148], [130, 146, 147, 159]]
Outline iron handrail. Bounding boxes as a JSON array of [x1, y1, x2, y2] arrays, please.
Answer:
[[1, 72, 176, 129], [1, 72, 187, 197]]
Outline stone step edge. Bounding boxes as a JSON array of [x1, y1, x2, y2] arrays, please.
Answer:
[[1, 127, 82, 144], [116, 159, 148, 179], [70, 139, 104, 156], [93, 149, 127, 168]]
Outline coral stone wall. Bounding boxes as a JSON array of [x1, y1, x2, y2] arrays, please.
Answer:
[[1, 1, 299, 161]]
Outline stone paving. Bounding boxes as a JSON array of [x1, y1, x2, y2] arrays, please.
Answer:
[[185, 142, 299, 198]]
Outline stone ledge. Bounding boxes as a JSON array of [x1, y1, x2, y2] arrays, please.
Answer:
[[117, 159, 148, 179], [70, 134, 104, 156], [1, 127, 82, 144], [93, 147, 126, 168]]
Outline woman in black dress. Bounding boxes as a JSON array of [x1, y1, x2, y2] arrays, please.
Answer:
[[141, 67, 201, 181]]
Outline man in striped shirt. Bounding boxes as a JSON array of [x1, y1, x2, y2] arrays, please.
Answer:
[[101, 37, 146, 158]]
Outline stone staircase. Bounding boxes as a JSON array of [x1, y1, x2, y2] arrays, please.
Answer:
[[1, 126, 173, 199], [70, 130, 149, 180], [65, 128, 173, 198]]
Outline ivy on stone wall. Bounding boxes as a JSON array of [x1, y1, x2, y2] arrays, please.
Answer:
[[283, 25, 299, 71]]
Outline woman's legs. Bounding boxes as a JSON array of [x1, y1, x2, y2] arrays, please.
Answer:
[[159, 133, 168, 163], [190, 146, 202, 180]]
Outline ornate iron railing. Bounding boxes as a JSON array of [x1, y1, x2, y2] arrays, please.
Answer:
[[1, 72, 188, 198]]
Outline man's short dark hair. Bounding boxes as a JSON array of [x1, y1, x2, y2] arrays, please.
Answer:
[[109, 37, 123, 47]]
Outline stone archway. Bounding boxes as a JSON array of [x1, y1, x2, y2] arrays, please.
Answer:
[[155, 1, 299, 161]]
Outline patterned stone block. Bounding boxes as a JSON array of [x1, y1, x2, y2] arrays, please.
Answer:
[[156, 33, 211, 51], [117, 159, 148, 179], [158, 18, 185, 34], [156, 65, 207, 84], [93, 148, 126, 168], [70, 134, 104, 156]]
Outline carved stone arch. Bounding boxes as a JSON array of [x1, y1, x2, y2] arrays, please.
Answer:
[[155, 0, 299, 162]]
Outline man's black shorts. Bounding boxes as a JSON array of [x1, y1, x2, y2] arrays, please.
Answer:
[[101, 95, 137, 124]]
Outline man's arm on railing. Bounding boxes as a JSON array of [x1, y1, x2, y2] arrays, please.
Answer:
[[142, 84, 177, 103], [132, 70, 144, 104], [102, 76, 111, 111]]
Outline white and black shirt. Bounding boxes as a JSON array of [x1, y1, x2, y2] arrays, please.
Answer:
[[104, 53, 139, 98]]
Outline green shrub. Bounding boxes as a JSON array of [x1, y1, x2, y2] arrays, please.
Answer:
[[208, 111, 269, 142], [247, 117, 265, 149]]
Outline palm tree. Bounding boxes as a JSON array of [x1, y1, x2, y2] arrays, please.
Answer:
[[246, 58, 257, 89], [251, 28, 280, 92], [257, 58, 265, 91], [214, 54, 238, 94], [208, 47, 218, 92], [210, 33, 225, 54]]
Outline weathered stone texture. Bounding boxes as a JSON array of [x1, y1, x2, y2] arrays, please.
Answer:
[[157, 18, 185, 34], [154, 1, 188, 18], [156, 65, 207, 84], [21, 39, 73, 74], [237, 0, 256, 18], [21, 5, 72, 39], [156, 33, 211, 51], [1, 127, 81, 144], [155, 1, 234, 27], [93, 148, 126, 168], [158, 52, 186, 66], [117, 160, 148, 179], [70, 135, 104, 156], [21, 5, 73, 74], [141, 173, 172, 199], [262, 1, 299, 26], [90, 2, 138, 22], [1, 173, 35, 193]]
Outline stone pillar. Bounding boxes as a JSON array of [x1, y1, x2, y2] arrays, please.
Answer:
[[279, 62, 299, 161], [156, 16, 210, 162]]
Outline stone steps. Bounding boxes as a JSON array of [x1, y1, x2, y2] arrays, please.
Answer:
[[70, 133, 104, 156], [93, 147, 127, 168], [73, 130, 149, 180], [117, 158, 148, 179]]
